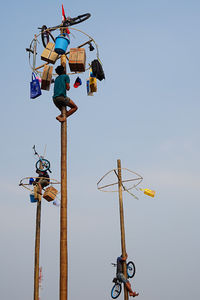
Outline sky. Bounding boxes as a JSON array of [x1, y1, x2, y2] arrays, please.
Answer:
[[0, 0, 200, 299]]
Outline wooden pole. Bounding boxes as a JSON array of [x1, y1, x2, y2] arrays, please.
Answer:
[[60, 54, 68, 300], [33, 161, 42, 300], [117, 159, 129, 300], [33, 196, 41, 300]]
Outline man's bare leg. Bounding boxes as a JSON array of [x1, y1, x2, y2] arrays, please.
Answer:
[[66, 99, 78, 118], [56, 100, 78, 122], [125, 282, 139, 297], [56, 114, 66, 122]]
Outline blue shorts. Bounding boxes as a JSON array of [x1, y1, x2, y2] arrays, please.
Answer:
[[117, 273, 128, 283]]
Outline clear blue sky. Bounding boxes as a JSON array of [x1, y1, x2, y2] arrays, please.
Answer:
[[0, 1, 200, 299]]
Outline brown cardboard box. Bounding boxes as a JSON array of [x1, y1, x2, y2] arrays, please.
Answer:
[[41, 65, 53, 91], [43, 186, 58, 202], [69, 48, 86, 72], [41, 42, 59, 64]]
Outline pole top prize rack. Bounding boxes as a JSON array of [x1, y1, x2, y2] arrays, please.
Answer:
[[19, 146, 61, 205], [26, 9, 101, 77], [97, 165, 155, 200]]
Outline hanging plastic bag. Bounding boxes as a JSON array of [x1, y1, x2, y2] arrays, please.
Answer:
[[29, 177, 34, 185], [73, 76, 82, 88], [53, 199, 60, 206], [86, 78, 93, 96], [30, 72, 42, 99], [30, 192, 37, 203], [89, 77, 97, 92], [91, 59, 105, 81]]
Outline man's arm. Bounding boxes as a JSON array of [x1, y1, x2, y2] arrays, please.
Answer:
[[121, 253, 128, 261], [66, 82, 70, 91]]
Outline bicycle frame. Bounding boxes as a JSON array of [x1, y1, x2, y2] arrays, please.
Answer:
[[33, 145, 51, 173]]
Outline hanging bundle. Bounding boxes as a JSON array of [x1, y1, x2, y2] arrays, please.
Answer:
[[140, 188, 155, 198], [30, 192, 37, 203], [91, 59, 105, 81], [74, 76, 82, 88], [87, 69, 97, 95], [43, 186, 58, 202], [30, 72, 42, 99], [89, 76, 97, 93]]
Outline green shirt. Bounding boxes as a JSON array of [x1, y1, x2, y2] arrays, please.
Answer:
[[53, 74, 70, 98]]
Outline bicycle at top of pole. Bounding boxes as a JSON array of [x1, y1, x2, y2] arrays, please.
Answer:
[[38, 13, 91, 48], [33, 145, 51, 173]]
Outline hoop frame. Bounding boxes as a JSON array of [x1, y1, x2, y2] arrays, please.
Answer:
[[19, 177, 60, 192], [29, 27, 100, 76], [97, 168, 143, 193]]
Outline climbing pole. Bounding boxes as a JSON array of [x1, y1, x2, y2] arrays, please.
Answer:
[[19, 171, 60, 300], [34, 194, 41, 300], [97, 160, 155, 300], [26, 6, 104, 300], [60, 54, 68, 300], [34, 160, 42, 300], [117, 159, 129, 300]]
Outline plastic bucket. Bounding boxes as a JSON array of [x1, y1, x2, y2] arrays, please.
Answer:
[[55, 34, 70, 55]]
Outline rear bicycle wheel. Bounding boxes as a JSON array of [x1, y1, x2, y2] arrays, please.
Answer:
[[63, 13, 91, 27], [127, 261, 136, 278], [35, 159, 50, 172], [41, 25, 55, 48], [111, 283, 122, 299]]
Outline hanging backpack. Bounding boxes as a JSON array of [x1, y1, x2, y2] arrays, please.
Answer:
[[30, 72, 42, 99], [91, 59, 105, 81]]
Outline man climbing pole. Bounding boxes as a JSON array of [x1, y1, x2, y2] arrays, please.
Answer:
[[116, 254, 139, 298], [53, 65, 78, 122], [34, 169, 50, 196]]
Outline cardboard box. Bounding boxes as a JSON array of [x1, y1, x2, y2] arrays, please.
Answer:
[[41, 42, 59, 64], [43, 186, 58, 202], [41, 65, 53, 91], [69, 48, 86, 72]]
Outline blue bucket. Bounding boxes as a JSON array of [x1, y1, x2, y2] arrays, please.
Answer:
[[30, 193, 37, 203], [55, 34, 70, 55]]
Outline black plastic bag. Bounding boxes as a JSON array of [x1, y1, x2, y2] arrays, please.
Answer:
[[91, 59, 105, 81]]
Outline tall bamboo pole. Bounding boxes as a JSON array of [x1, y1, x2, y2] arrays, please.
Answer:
[[117, 159, 129, 300], [32, 36, 41, 300], [33, 199, 41, 300], [60, 54, 68, 300]]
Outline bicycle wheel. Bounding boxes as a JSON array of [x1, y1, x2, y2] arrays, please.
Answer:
[[35, 159, 51, 172], [127, 261, 136, 278], [40, 25, 55, 48], [63, 13, 91, 27], [111, 283, 122, 299]]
